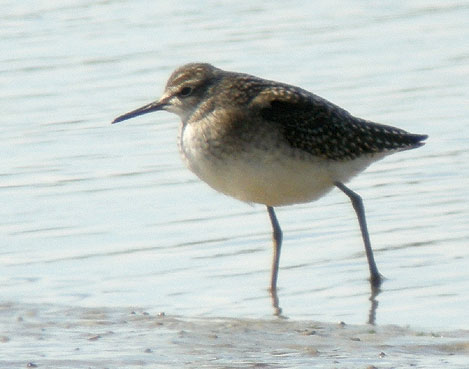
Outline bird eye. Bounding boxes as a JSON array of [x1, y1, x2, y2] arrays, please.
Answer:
[[179, 86, 193, 97]]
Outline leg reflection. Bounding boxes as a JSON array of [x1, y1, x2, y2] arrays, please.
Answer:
[[368, 284, 381, 325]]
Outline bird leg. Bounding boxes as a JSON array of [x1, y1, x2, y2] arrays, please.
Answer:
[[335, 182, 382, 289], [267, 206, 283, 315]]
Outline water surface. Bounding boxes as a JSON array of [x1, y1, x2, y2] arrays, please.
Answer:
[[1, 0, 469, 366]]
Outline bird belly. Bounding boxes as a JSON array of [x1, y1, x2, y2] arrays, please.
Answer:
[[203, 155, 336, 206], [182, 143, 332, 207], [180, 123, 381, 206]]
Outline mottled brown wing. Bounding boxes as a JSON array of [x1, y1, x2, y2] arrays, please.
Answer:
[[259, 91, 427, 161]]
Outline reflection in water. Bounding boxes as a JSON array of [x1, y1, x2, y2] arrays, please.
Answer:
[[368, 285, 381, 325], [271, 287, 283, 317], [271, 276, 381, 324]]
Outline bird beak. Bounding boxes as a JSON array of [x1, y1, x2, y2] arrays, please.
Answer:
[[112, 99, 167, 124]]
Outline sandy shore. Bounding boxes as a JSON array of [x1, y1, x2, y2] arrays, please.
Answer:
[[1, 302, 468, 368]]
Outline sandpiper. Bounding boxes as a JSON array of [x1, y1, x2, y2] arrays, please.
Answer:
[[113, 63, 427, 305]]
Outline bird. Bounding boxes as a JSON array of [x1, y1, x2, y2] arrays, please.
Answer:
[[112, 63, 427, 309]]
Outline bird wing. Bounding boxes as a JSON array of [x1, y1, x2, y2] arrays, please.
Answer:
[[253, 85, 427, 160]]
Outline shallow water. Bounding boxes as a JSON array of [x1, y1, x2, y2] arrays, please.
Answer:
[[1, 0, 469, 366]]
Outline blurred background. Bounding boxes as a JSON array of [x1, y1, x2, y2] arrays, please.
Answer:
[[2, 0, 468, 331]]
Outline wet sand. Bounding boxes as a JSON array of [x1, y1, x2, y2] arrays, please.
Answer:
[[1, 302, 468, 368]]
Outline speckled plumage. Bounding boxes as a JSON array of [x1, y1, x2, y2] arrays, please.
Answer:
[[161, 63, 426, 162], [113, 63, 428, 306]]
